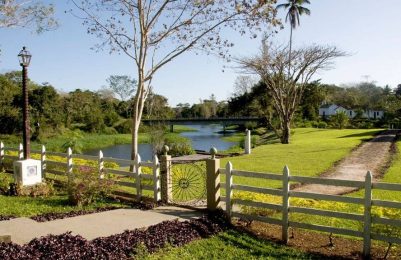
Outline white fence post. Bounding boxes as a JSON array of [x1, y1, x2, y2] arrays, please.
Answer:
[[225, 161, 233, 220], [245, 130, 251, 155], [363, 171, 372, 258], [134, 154, 142, 200], [0, 142, 4, 166], [98, 150, 104, 179], [67, 148, 73, 184], [153, 155, 161, 202], [282, 165, 290, 244], [18, 143, 23, 160], [41, 145, 46, 178]]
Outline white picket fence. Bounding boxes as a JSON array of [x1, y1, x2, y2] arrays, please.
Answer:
[[0, 142, 161, 202], [220, 162, 401, 258]]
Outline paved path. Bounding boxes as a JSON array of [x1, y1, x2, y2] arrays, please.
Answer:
[[0, 206, 202, 245], [294, 130, 398, 195]]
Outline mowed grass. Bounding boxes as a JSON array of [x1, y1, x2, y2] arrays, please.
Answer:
[[221, 128, 381, 188], [145, 229, 320, 260], [222, 129, 401, 235], [0, 194, 123, 217]]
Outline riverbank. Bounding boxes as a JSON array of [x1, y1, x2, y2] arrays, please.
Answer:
[[0, 125, 197, 153]]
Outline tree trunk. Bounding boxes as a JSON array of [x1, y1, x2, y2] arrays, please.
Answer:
[[130, 78, 146, 162], [288, 26, 293, 77], [281, 119, 291, 144], [131, 120, 139, 161]]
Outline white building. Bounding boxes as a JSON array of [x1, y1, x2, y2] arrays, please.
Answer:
[[319, 104, 384, 119]]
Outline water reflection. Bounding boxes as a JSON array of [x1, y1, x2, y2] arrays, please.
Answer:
[[180, 124, 236, 152], [85, 124, 237, 161]]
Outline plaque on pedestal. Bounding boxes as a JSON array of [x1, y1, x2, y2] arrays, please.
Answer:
[[13, 159, 42, 186]]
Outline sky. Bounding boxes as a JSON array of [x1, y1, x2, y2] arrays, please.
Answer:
[[1, 0, 401, 106]]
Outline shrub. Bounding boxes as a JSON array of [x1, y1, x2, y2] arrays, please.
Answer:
[[101, 127, 118, 135], [66, 166, 114, 206], [61, 129, 84, 154], [114, 119, 132, 134], [239, 135, 258, 149], [164, 132, 194, 156], [296, 120, 313, 128], [317, 121, 328, 129], [0, 171, 13, 195], [329, 111, 349, 129], [370, 207, 401, 258], [360, 121, 374, 129], [1, 171, 54, 197], [168, 141, 194, 156], [244, 121, 258, 130], [253, 127, 267, 136], [16, 181, 55, 197], [149, 125, 166, 155], [234, 191, 363, 218]]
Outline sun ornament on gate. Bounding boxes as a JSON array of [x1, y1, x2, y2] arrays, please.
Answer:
[[170, 161, 206, 206]]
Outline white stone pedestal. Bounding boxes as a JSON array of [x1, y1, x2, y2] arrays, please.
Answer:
[[13, 159, 42, 186]]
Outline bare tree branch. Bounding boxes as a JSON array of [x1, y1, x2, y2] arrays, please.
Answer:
[[70, 0, 280, 158], [238, 42, 347, 143]]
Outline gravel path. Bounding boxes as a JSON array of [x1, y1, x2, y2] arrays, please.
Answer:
[[294, 130, 398, 195]]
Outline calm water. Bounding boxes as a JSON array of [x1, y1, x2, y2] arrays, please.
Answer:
[[85, 124, 237, 161], [180, 124, 236, 152]]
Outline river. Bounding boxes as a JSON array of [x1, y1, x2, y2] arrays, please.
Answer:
[[85, 124, 237, 161]]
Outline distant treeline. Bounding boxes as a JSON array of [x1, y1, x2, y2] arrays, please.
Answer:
[[2, 70, 401, 137], [0, 71, 174, 136], [227, 80, 401, 126]]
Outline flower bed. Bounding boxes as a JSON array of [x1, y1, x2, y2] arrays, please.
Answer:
[[0, 210, 229, 259]]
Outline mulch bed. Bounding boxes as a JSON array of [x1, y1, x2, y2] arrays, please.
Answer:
[[0, 210, 229, 260], [0, 216, 15, 221], [30, 206, 121, 222], [0, 200, 164, 223], [237, 220, 401, 260]]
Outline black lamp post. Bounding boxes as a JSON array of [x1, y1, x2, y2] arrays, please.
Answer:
[[18, 47, 32, 160]]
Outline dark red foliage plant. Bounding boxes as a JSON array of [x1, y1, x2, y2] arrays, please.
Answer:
[[0, 210, 230, 259]]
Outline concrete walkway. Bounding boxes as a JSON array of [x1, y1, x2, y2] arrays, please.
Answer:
[[0, 206, 202, 245]]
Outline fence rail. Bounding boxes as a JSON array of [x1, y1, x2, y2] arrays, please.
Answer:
[[220, 162, 401, 258], [0, 142, 161, 202]]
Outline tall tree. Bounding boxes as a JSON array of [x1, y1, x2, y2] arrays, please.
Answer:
[[106, 75, 136, 101], [238, 42, 345, 144], [71, 0, 279, 160], [0, 0, 57, 32], [276, 0, 310, 73]]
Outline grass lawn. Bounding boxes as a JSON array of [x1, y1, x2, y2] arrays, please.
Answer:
[[221, 128, 401, 236], [145, 229, 320, 260], [0, 194, 123, 217], [221, 128, 381, 188]]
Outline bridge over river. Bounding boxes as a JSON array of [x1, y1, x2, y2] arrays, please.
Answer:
[[142, 117, 263, 132]]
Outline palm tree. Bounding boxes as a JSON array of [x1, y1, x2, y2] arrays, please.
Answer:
[[276, 0, 311, 73]]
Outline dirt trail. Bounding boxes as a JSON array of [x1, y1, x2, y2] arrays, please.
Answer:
[[294, 130, 399, 195]]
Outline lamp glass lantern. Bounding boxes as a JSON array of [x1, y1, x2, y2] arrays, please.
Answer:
[[18, 47, 32, 67]]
